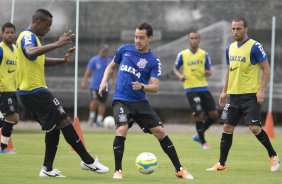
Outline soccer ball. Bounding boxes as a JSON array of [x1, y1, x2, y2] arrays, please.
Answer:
[[135, 152, 158, 174], [103, 116, 115, 128]]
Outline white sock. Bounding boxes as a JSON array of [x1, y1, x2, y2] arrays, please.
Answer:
[[1, 135, 9, 145], [97, 115, 103, 124], [89, 112, 96, 119]]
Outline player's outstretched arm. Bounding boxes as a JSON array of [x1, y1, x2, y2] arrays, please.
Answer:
[[45, 47, 75, 66], [25, 30, 75, 58], [99, 60, 117, 96]]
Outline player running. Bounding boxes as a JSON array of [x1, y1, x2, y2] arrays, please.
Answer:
[[173, 31, 218, 149]]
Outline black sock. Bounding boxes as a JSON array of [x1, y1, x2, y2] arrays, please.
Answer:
[[256, 129, 277, 157], [1, 120, 14, 150], [43, 129, 60, 171], [196, 121, 206, 144], [113, 136, 126, 171], [219, 133, 233, 166], [61, 124, 94, 164], [159, 135, 182, 172], [204, 117, 214, 131]]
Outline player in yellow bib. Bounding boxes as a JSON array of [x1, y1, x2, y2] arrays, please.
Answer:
[[17, 9, 109, 177], [173, 31, 218, 149], [207, 17, 280, 172], [0, 22, 19, 153]]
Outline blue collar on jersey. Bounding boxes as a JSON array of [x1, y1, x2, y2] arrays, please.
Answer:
[[237, 37, 250, 48]]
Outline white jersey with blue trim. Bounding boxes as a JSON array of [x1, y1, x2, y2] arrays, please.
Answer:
[[113, 44, 161, 102]]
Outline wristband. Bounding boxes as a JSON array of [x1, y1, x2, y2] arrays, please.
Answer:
[[140, 84, 145, 91]]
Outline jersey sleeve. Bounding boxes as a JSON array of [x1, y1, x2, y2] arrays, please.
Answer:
[[250, 42, 268, 64], [205, 52, 211, 70], [0, 47, 3, 65], [113, 45, 125, 64], [225, 45, 230, 65], [150, 58, 161, 79], [175, 52, 183, 69], [21, 33, 38, 61], [21, 33, 37, 49]]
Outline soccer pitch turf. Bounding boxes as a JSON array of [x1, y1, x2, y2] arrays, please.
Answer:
[[0, 130, 281, 184]]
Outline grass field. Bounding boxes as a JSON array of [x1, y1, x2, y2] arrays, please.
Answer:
[[0, 129, 281, 184]]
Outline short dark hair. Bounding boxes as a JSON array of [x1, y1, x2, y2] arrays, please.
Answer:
[[189, 30, 200, 38], [233, 17, 248, 28], [100, 44, 109, 51], [2, 22, 15, 33], [137, 22, 153, 37], [32, 9, 53, 22]]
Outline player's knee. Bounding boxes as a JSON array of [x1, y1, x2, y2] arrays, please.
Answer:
[[223, 124, 234, 133], [151, 126, 166, 139], [4, 113, 19, 125], [249, 125, 261, 135], [192, 111, 202, 118], [116, 124, 129, 136], [209, 110, 218, 120], [57, 116, 72, 129], [193, 112, 204, 122]]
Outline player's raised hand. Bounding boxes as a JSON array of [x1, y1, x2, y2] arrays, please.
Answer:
[[56, 30, 75, 48], [64, 47, 75, 63]]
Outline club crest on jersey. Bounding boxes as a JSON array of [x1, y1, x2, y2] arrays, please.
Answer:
[[118, 114, 127, 123], [137, 58, 148, 69]]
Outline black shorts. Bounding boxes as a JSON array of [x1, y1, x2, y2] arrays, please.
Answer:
[[219, 103, 229, 124], [112, 100, 163, 133], [0, 92, 19, 116], [225, 93, 262, 126], [186, 91, 217, 116], [20, 90, 68, 132], [90, 89, 108, 103]]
